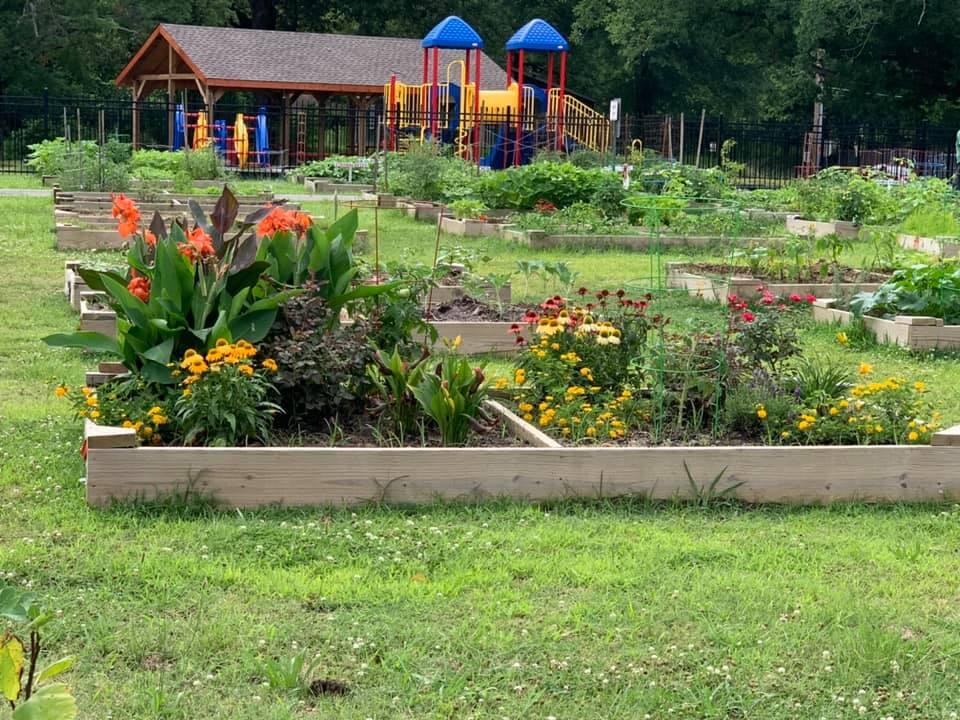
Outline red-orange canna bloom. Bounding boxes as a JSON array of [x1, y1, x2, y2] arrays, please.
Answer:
[[178, 226, 215, 262], [112, 193, 141, 239], [144, 229, 157, 247], [257, 206, 312, 238], [127, 276, 150, 303]]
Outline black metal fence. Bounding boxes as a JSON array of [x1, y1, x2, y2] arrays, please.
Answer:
[[3, 93, 959, 186], [618, 114, 960, 188], [0, 93, 382, 173]]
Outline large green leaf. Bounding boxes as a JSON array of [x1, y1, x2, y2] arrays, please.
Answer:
[[0, 588, 38, 624], [245, 288, 303, 313], [154, 233, 185, 313], [228, 308, 279, 342], [76, 268, 126, 294], [36, 657, 76, 684], [267, 231, 297, 284], [142, 337, 175, 365], [306, 225, 331, 277], [225, 261, 269, 296], [333, 281, 401, 305], [12, 683, 77, 720], [101, 275, 151, 331], [0, 633, 24, 702], [43, 332, 120, 356]]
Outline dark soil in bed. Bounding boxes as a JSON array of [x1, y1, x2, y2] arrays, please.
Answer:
[[424, 296, 532, 322]]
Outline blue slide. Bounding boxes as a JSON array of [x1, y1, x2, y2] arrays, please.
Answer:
[[483, 125, 540, 169]]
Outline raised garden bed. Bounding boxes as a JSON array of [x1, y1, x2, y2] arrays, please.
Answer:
[[785, 216, 860, 239], [897, 233, 960, 258], [812, 299, 960, 350], [503, 228, 777, 251], [303, 177, 374, 194], [666, 262, 885, 302], [440, 215, 509, 237], [79, 293, 116, 335], [82, 414, 960, 508], [64, 261, 90, 310]]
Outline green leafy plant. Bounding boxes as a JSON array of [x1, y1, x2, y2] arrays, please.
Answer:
[[0, 585, 77, 720], [682, 461, 744, 508], [447, 198, 488, 220], [44, 188, 297, 382], [850, 261, 960, 322], [411, 352, 490, 446], [367, 346, 430, 440], [784, 357, 852, 408]]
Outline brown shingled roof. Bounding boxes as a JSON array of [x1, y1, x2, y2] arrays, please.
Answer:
[[117, 23, 507, 94]]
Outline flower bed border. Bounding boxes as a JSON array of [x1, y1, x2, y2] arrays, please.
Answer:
[[811, 299, 960, 350], [897, 233, 960, 259], [82, 415, 960, 508], [666, 263, 882, 302]]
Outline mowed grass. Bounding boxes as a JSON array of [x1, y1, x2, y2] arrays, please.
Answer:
[[4, 197, 960, 718]]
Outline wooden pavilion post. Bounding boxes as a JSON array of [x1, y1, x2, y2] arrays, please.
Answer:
[[131, 80, 144, 150], [167, 44, 175, 149]]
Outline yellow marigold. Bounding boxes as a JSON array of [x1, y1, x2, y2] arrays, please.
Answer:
[[836, 331, 848, 345], [756, 404, 767, 420], [839, 399, 849, 409], [151, 414, 168, 425], [523, 413, 534, 422], [81, 386, 93, 396], [914, 381, 926, 392], [188, 360, 209, 375], [182, 388, 192, 397], [184, 349, 197, 358], [514, 369, 526, 385], [550, 343, 560, 351], [781, 430, 791, 439], [518, 402, 534, 413], [586, 427, 597, 437], [86, 395, 98, 407], [620, 389, 632, 399], [538, 402, 550, 411], [908, 431, 919, 441], [215, 338, 230, 348], [858, 362, 874, 375], [89, 410, 100, 419], [798, 420, 811, 431], [238, 364, 254, 376], [54, 385, 68, 398], [874, 424, 883, 433], [206, 349, 223, 362], [829, 407, 840, 416], [141, 426, 154, 438], [122, 420, 134, 429], [580, 367, 593, 378], [493, 377, 508, 390]]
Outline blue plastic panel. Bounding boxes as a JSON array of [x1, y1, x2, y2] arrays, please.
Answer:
[[506, 19, 569, 52], [422, 16, 484, 49]]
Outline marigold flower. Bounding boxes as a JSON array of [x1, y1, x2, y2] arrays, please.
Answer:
[[86, 395, 98, 407], [54, 384, 68, 398], [514, 369, 526, 385], [836, 331, 848, 345], [858, 362, 874, 376], [238, 364, 254, 376], [756, 406, 768, 420], [262, 358, 278, 372], [908, 431, 919, 441], [913, 381, 926, 392]]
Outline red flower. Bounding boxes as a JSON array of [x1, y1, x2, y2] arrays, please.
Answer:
[[761, 292, 775, 305], [187, 226, 215, 258], [127, 276, 150, 303], [740, 310, 756, 323], [778, 303, 787, 311], [144, 230, 157, 247], [789, 293, 803, 303], [508, 323, 522, 335], [727, 293, 740, 306], [523, 310, 539, 324], [112, 193, 141, 239], [805, 294, 816, 303], [616, 289, 625, 298], [515, 335, 527, 345], [577, 287, 588, 296]]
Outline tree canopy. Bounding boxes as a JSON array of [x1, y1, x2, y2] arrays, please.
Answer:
[[1, 0, 957, 123]]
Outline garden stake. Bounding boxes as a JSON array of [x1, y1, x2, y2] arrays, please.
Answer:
[[424, 204, 445, 325]]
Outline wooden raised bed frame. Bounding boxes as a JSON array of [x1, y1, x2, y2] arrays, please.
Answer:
[[812, 299, 960, 350], [897, 233, 960, 259], [785, 216, 860, 239], [666, 263, 882, 302], [83, 415, 960, 508]]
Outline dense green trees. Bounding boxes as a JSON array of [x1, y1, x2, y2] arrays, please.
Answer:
[[1, 0, 958, 123]]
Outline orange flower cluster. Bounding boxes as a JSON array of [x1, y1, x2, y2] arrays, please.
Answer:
[[256, 206, 312, 238], [177, 227, 215, 262], [144, 229, 157, 247], [127, 275, 150, 303], [112, 193, 141, 238]]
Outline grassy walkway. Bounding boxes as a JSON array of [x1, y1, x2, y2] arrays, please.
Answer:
[[3, 197, 960, 718]]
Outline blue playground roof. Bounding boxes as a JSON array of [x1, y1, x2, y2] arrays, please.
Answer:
[[506, 19, 569, 52], [422, 16, 484, 49]]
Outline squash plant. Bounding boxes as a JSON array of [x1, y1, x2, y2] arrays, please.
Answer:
[[44, 188, 298, 383]]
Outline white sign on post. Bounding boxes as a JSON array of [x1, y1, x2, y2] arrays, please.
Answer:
[[609, 98, 621, 122]]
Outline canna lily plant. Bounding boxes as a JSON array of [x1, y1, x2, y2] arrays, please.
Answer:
[[44, 188, 301, 383]]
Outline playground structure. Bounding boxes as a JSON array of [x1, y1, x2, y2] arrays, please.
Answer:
[[384, 17, 610, 168], [173, 105, 270, 169]]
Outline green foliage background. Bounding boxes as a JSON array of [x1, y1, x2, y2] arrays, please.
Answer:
[[2, 0, 960, 122]]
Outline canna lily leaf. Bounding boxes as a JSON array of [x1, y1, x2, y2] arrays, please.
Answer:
[[36, 657, 76, 684], [43, 332, 121, 356]]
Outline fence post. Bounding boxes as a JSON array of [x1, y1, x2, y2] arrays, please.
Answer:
[[43, 87, 49, 138]]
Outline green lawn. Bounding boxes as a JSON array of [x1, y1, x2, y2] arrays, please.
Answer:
[[0, 173, 44, 189], [5, 196, 960, 718]]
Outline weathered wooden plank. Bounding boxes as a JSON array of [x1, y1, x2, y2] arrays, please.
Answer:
[[484, 400, 561, 448], [86, 443, 960, 508]]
